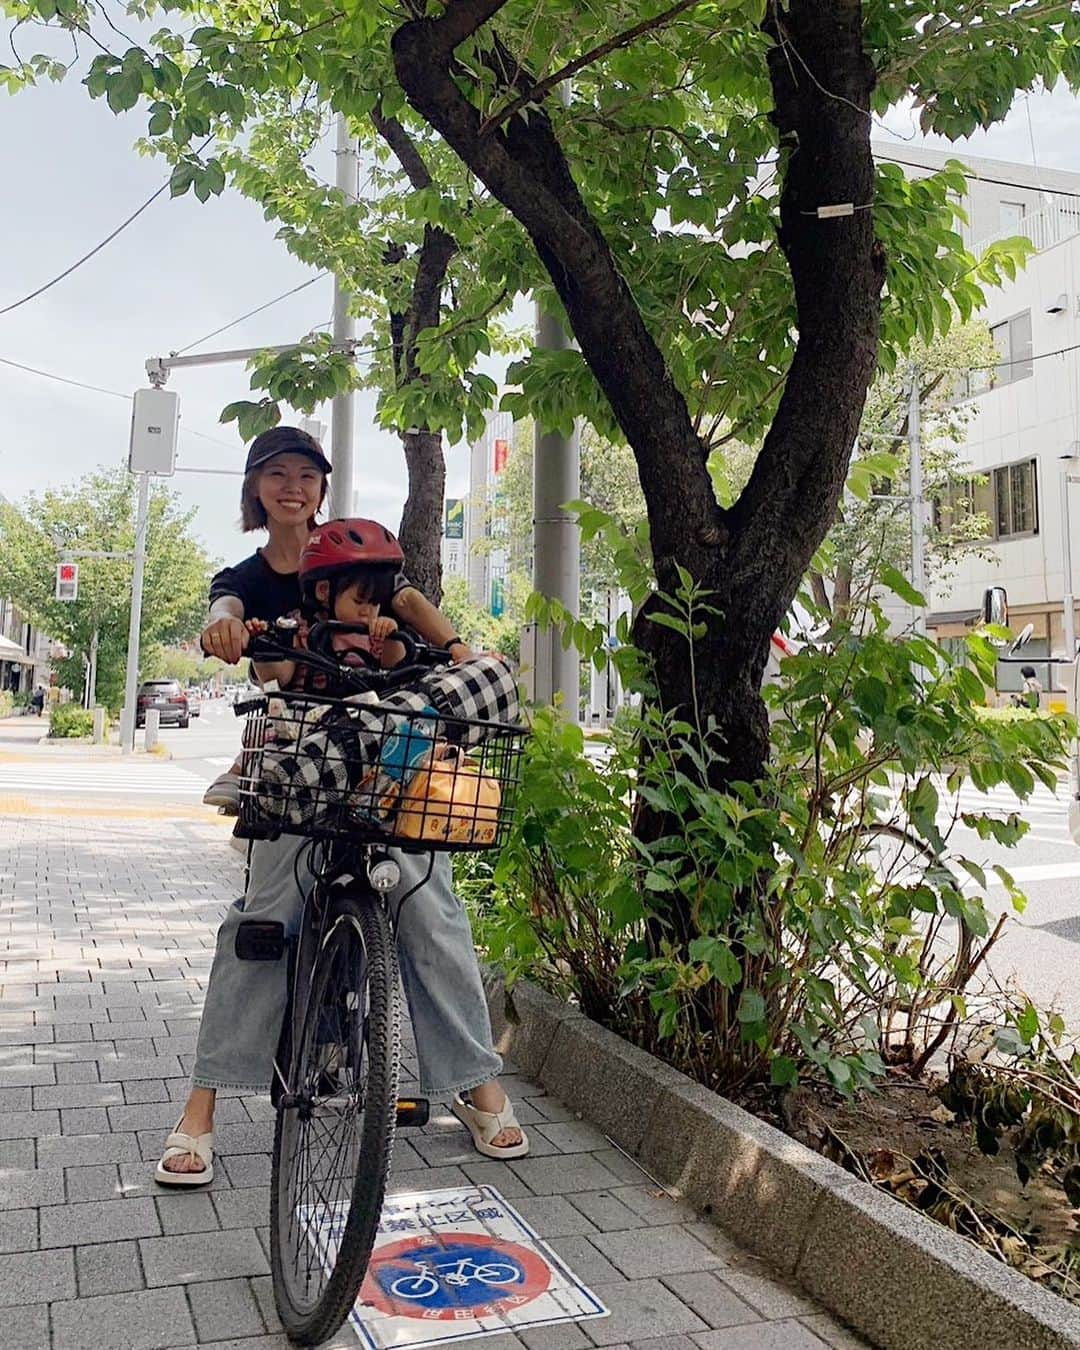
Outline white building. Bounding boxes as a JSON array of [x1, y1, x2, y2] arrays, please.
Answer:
[[874, 144, 1080, 694]]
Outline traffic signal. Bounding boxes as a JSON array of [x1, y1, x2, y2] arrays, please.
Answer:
[[55, 562, 79, 602]]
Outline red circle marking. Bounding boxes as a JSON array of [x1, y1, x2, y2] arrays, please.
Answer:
[[361, 1231, 551, 1321]]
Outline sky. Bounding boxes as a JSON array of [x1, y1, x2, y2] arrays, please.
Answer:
[[1, 29, 1079, 570]]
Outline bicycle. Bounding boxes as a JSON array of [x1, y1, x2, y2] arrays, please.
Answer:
[[233, 619, 525, 1345]]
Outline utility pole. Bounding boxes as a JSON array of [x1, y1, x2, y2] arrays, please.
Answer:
[[531, 306, 581, 712], [120, 473, 150, 754], [329, 114, 359, 518], [907, 365, 927, 636], [528, 82, 581, 714]]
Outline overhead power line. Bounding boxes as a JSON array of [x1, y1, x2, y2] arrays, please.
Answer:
[[171, 273, 330, 355], [0, 137, 214, 318]]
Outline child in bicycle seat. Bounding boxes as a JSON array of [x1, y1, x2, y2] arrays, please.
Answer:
[[246, 518, 440, 693]]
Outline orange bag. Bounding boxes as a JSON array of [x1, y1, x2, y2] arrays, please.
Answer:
[[392, 746, 501, 846]]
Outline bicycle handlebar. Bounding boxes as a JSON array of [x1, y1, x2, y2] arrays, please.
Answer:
[[242, 616, 453, 699]]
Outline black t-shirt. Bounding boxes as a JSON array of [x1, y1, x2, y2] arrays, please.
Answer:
[[208, 550, 415, 624]]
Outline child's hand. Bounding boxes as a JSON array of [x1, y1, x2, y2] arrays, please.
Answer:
[[244, 618, 269, 636], [448, 640, 475, 664], [368, 615, 398, 656]]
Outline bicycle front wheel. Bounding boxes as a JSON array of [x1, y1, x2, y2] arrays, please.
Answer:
[[270, 892, 400, 1345]]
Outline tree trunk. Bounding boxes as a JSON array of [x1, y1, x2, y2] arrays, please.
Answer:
[[393, 0, 882, 790], [398, 429, 446, 603]]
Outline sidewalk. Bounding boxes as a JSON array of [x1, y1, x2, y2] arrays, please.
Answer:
[[0, 794, 865, 1350]]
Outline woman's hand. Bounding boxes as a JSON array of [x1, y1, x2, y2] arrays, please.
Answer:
[[201, 616, 250, 664]]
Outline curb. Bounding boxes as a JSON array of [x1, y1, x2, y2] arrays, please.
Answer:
[[484, 972, 1080, 1350]]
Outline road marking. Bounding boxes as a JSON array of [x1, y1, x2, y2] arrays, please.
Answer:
[[0, 763, 208, 796]]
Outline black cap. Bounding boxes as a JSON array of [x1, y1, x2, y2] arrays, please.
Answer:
[[244, 426, 332, 475]]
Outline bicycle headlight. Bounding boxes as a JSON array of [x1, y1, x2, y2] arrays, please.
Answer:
[[368, 857, 401, 892]]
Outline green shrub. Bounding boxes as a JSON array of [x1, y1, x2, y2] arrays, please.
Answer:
[[0, 690, 13, 719], [482, 579, 1073, 1097], [48, 705, 95, 739]]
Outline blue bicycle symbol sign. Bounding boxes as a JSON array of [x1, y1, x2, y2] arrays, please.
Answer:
[[367, 1235, 550, 1318], [390, 1255, 521, 1300]]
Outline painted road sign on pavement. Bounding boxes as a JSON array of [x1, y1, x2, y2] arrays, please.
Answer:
[[302, 1185, 608, 1348]]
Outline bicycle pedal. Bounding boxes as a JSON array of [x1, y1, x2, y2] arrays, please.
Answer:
[[396, 1097, 430, 1128]]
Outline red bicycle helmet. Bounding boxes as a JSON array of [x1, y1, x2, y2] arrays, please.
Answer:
[[299, 518, 404, 606]]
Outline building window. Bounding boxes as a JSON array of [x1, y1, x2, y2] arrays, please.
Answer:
[[990, 310, 1033, 386], [934, 460, 1037, 541], [993, 458, 1039, 539], [999, 200, 1026, 234]]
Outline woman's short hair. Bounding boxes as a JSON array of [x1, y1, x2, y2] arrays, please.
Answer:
[[240, 465, 328, 532]]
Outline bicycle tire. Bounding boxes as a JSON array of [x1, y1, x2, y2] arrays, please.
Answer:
[[270, 891, 400, 1345]]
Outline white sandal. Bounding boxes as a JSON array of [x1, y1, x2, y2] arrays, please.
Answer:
[[154, 1118, 214, 1187], [451, 1092, 530, 1160]]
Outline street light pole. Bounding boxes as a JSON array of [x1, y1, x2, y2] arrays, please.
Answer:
[[120, 473, 150, 754], [329, 114, 359, 517]]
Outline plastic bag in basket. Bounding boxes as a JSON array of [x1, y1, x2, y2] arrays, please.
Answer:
[[391, 745, 501, 846]]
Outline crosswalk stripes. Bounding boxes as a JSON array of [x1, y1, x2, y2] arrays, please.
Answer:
[[0, 761, 208, 797]]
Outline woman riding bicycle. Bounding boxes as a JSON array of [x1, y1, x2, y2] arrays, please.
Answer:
[[156, 427, 527, 1186]]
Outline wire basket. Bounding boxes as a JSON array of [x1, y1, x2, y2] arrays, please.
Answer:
[[236, 689, 526, 850]]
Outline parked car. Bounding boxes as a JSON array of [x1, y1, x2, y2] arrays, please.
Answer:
[[136, 680, 190, 728], [187, 690, 202, 718]]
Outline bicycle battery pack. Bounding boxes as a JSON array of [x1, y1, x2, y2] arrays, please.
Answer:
[[235, 920, 286, 962]]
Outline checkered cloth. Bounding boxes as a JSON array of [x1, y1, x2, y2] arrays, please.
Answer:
[[254, 655, 519, 827]]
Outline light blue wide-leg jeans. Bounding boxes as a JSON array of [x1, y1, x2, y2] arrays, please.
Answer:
[[191, 836, 502, 1095]]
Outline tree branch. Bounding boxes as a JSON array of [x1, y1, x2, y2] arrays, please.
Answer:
[[478, 0, 709, 136], [371, 105, 434, 190], [435, 0, 512, 50], [392, 11, 725, 576]]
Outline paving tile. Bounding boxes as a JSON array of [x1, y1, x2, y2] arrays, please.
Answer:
[[0, 1065, 55, 1088], [389, 1165, 470, 1195], [156, 1190, 222, 1234], [535, 1120, 611, 1153], [212, 1186, 269, 1231], [124, 1079, 172, 1103], [38, 1130, 142, 1168], [75, 1238, 146, 1296], [510, 1154, 624, 1196], [32, 1081, 124, 1110], [511, 1194, 598, 1237], [547, 1235, 627, 1287], [55, 1061, 102, 1086], [692, 1322, 827, 1349], [99, 1055, 184, 1082], [0, 1139, 36, 1169], [713, 1262, 817, 1321], [0, 1087, 33, 1112], [65, 1163, 122, 1203], [39, 1195, 161, 1248], [219, 1153, 272, 1188], [590, 1227, 723, 1279], [583, 1279, 709, 1346], [140, 1228, 270, 1286], [0, 1109, 59, 1139], [568, 1191, 642, 1232], [0, 1207, 37, 1254], [51, 1286, 196, 1349], [0, 1166, 65, 1211], [798, 1314, 869, 1348], [0, 1246, 76, 1306], [660, 1273, 761, 1330], [520, 1324, 594, 1350], [611, 1186, 697, 1227], [187, 1278, 266, 1341], [629, 1338, 700, 1350], [1, 1301, 50, 1350], [61, 1106, 112, 1135]]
